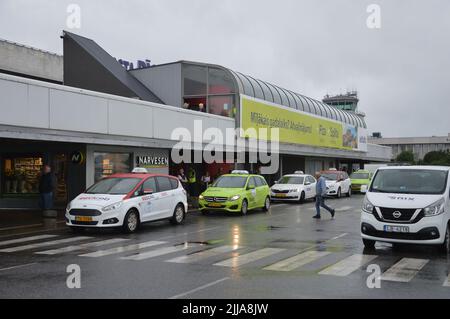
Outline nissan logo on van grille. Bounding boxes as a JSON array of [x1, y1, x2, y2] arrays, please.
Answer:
[[392, 211, 402, 219]]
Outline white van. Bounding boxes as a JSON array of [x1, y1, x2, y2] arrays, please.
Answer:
[[361, 166, 450, 253]]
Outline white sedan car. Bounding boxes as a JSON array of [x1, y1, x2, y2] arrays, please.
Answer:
[[270, 174, 317, 203], [321, 170, 352, 198]]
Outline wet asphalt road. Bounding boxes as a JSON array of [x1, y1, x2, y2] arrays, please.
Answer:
[[1, 194, 450, 299]]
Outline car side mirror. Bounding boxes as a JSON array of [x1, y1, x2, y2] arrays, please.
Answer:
[[247, 185, 255, 190], [305, 182, 311, 186], [274, 181, 278, 184]]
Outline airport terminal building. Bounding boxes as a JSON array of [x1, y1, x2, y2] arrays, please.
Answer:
[[0, 31, 391, 209]]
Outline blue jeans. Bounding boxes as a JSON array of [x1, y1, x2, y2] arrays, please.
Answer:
[[39, 192, 53, 210], [315, 195, 333, 216]]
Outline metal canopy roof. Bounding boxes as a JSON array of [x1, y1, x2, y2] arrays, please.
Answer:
[[227, 69, 366, 128]]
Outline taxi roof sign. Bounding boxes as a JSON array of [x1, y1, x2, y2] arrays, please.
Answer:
[[132, 167, 148, 173], [231, 170, 249, 175]]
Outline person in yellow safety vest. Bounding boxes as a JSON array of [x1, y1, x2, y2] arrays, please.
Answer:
[[187, 167, 198, 197], [188, 167, 196, 183], [231, 106, 237, 118]]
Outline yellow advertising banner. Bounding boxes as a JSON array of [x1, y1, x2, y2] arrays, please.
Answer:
[[240, 96, 356, 150]]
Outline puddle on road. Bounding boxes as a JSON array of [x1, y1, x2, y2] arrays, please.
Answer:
[[174, 239, 224, 247], [250, 225, 289, 232], [266, 226, 287, 230]]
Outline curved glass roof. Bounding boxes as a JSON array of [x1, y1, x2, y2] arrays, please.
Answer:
[[229, 71, 366, 128]]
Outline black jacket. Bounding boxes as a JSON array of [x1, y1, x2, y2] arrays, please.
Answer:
[[39, 173, 55, 194]]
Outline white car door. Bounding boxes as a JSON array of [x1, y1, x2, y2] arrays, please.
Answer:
[[138, 177, 160, 222], [303, 176, 312, 199], [337, 173, 348, 194], [307, 176, 317, 198], [344, 172, 351, 193], [155, 176, 175, 219]]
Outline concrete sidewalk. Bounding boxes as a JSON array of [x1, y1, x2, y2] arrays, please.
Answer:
[[0, 209, 66, 236]]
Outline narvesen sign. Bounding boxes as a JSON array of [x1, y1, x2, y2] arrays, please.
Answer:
[[240, 95, 367, 152], [136, 156, 169, 168]]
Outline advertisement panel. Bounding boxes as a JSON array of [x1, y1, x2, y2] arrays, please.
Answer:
[[240, 95, 365, 151]]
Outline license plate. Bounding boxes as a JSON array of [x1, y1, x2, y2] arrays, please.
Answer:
[[75, 216, 93, 222], [208, 203, 222, 208], [276, 194, 287, 198], [384, 225, 409, 233]]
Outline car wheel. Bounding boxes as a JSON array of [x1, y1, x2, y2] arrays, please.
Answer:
[[69, 226, 85, 233], [362, 238, 376, 249], [241, 199, 248, 216], [170, 204, 185, 225], [337, 188, 342, 198], [299, 191, 305, 204], [441, 223, 450, 254], [122, 209, 140, 233], [263, 196, 270, 211], [346, 187, 352, 197]]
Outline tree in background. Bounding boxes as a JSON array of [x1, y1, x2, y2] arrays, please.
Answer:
[[422, 150, 450, 165], [395, 150, 415, 164]]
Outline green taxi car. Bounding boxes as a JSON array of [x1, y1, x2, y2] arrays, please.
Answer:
[[198, 171, 271, 215], [350, 170, 372, 192]]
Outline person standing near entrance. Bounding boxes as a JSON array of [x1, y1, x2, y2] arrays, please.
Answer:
[[187, 167, 198, 197], [200, 171, 211, 193], [313, 171, 335, 219], [177, 168, 188, 192], [39, 165, 55, 211]]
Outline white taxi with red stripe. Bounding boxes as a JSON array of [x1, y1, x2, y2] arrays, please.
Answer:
[[65, 168, 188, 233]]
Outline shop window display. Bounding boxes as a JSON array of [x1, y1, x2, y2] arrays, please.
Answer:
[[94, 152, 131, 182], [3, 157, 43, 194]]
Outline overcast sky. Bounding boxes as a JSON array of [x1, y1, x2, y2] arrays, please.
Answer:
[[1, 0, 449, 137]]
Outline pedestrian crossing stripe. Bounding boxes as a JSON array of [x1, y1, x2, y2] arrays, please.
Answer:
[[35, 238, 129, 255], [121, 244, 192, 261], [166, 245, 241, 264], [0, 234, 59, 248], [0, 236, 92, 253], [214, 248, 286, 268], [380, 258, 429, 282], [336, 206, 353, 211], [79, 240, 166, 257], [443, 274, 450, 287], [0, 235, 447, 286], [264, 250, 330, 272], [318, 254, 378, 277]]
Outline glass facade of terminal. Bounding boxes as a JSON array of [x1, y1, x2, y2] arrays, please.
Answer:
[[183, 64, 238, 118], [181, 62, 366, 128]]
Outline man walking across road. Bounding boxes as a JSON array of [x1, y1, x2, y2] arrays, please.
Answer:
[[313, 171, 335, 219], [39, 165, 55, 211]]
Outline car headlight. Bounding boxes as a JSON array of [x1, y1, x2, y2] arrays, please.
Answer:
[[199, 194, 204, 200], [362, 196, 374, 214], [289, 189, 299, 193], [102, 201, 123, 212], [229, 195, 241, 201], [423, 198, 445, 217]]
